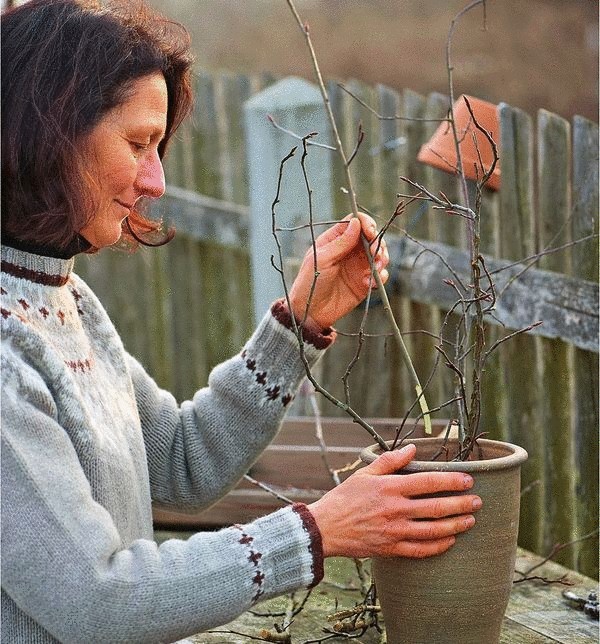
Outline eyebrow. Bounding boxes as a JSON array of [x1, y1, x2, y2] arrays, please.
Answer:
[[130, 123, 166, 141]]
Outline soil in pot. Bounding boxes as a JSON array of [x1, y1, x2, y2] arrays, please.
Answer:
[[360, 437, 528, 644]]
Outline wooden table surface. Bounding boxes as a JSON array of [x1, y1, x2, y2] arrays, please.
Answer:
[[154, 532, 598, 643]]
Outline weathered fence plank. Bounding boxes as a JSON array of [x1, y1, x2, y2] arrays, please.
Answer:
[[375, 84, 414, 415], [537, 109, 576, 568], [152, 185, 248, 247], [165, 236, 205, 397], [420, 92, 464, 412], [498, 103, 544, 554], [386, 237, 598, 352], [477, 184, 503, 452], [398, 89, 443, 421], [572, 116, 599, 578], [191, 72, 223, 199]]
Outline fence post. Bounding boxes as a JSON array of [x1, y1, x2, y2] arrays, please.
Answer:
[[244, 77, 334, 325]]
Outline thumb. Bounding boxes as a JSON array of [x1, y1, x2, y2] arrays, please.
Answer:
[[320, 216, 361, 262], [365, 443, 416, 476]]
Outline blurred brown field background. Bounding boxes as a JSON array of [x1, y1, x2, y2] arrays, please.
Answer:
[[148, 0, 598, 122]]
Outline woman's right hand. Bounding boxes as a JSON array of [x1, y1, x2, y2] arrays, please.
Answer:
[[307, 443, 482, 559]]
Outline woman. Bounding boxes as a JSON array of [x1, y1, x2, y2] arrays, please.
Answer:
[[1, 1, 481, 641]]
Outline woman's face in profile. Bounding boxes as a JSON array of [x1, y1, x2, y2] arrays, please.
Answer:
[[80, 73, 168, 248]]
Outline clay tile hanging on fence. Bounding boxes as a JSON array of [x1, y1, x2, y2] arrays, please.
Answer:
[[417, 95, 501, 191]]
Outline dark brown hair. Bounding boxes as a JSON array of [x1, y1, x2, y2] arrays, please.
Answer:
[[1, 0, 194, 252]]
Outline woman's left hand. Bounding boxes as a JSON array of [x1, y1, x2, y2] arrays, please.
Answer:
[[288, 212, 389, 330]]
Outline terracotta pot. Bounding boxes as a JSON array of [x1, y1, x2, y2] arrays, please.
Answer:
[[417, 94, 501, 191], [360, 437, 528, 644]]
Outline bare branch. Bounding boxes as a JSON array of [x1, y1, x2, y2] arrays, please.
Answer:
[[267, 114, 336, 150], [275, 220, 351, 232], [346, 120, 365, 167], [399, 176, 476, 219], [463, 95, 499, 188], [243, 474, 294, 505], [490, 234, 599, 277], [338, 83, 451, 123], [516, 529, 600, 579], [512, 574, 573, 587], [483, 321, 543, 363]]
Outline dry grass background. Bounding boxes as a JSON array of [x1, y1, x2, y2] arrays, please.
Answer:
[[149, 0, 597, 121]]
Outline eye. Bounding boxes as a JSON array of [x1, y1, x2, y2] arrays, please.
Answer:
[[130, 140, 150, 155]]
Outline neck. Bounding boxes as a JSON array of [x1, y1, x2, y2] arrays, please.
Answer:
[[2, 234, 92, 259]]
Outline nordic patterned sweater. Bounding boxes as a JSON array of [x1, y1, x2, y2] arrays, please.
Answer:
[[1, 244, 333, 643]]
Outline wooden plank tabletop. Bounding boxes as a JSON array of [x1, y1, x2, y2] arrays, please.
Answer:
[[154, 532, 598, 643]]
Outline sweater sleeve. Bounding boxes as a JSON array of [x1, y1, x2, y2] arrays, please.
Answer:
[[1, 350, 324, 643], [132, 300, 335, 510]]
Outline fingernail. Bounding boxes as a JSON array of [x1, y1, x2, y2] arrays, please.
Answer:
[[465, 516, 476, 528], [472, 497, 482, 510], [463, 475, 474, 488]]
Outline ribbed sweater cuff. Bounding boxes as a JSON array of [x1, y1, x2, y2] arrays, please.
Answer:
[[292, 503, 325, 588], [270, 299, 335, 350]]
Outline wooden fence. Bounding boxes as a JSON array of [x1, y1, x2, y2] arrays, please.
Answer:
[[76, 70, 599, 578]]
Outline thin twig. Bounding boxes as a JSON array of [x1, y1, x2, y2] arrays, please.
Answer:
[[327, 605, 381, 621], [308, 387, 340, 485], [338, 83, 451, 123], [489, 234, 598, 276], [512, 574, 573, 587], [342, 287, 373, 407], [494, 234, 599, 299], [267, 113, 336, 150], [516, 529, 600, 578], [346, 120, 365, 167], [483, 321, 543, 363], [275, 220, 351, 231], [207, 630, 272, 641], [463, 95, 499, 187], [399, 177, 475, 219], [244, 475, 295, 505]]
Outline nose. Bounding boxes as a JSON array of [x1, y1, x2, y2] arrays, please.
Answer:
[[135, 149, 165, 199]]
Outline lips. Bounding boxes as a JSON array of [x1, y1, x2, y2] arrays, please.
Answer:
[[115, 200, 134, 211]]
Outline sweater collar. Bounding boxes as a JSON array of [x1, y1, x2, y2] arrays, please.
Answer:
[[1, 233, 92, 260], [1, 244, 74, 287]]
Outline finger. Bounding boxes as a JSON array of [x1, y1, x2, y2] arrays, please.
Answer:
[[400, 471, 475, 497], [367, 239, 389, 273], [314, 214, 353, 249], [407, 494, 482, 519], [363, 268, 388, 288], [378, 241, 389, 266], [364, 444, 416, 476], [356, 212, 378, 241], [319, 217, 362, 262], [394, 536, 456, 559], [406, 515, 475, 541], [369, 236, 386, 256]]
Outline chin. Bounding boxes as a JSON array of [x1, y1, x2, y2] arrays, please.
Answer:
[[81, 227, 123, 249]]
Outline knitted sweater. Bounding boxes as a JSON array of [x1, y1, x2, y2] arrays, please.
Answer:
[[1, 244, 334, 643]]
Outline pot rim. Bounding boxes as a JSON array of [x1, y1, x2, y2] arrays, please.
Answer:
[[360, 437, 528, 472]]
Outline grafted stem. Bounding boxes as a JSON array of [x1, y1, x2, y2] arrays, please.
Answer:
[[285, 0, 431, 434]]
